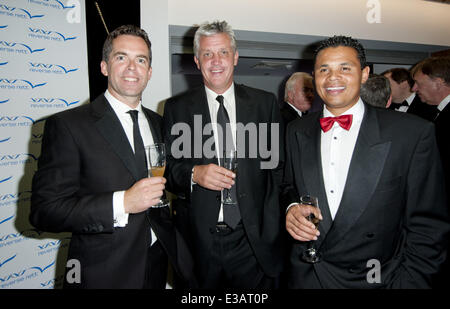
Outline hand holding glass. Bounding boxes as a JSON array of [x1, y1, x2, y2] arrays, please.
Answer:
[[145, 143, 169, 208], [300, 194, 321, 263]]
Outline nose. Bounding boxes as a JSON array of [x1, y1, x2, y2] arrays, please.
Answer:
[[327, 69, 340, 81], [211, 52, 220, 64], [412, 83, 418, 92], [127, 59, 136, 70]]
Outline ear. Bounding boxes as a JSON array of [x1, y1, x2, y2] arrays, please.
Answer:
[[194, 56, 200, 70], [147, 66, 152, 80], [361, 66, 370, 84], [100, 61, 108, 77], [386, 94, 392, 108], [233, 50, 239, 66]]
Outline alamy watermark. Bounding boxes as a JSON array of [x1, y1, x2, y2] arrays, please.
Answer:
[[366, 0, 381, 24], [170, 116, 280, 169]]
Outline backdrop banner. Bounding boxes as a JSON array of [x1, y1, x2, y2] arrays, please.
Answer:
[[0, 0, 88, 289]]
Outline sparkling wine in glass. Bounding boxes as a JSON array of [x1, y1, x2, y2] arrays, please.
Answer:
[[300, 194, 321, 263], [146, 143, 169, 208]]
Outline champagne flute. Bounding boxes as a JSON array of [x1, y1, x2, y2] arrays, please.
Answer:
[[145, 143, 169, 208], [222, 150, 237, 205], [300, 194, 321, 263]]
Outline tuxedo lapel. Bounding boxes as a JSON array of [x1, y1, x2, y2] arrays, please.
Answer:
[[91, 95, 141, 181], [323, 105, 391, 248], [298, 114, 333, 248]]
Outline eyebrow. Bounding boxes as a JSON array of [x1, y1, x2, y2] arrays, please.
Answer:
[[112, 51, 149, 60]]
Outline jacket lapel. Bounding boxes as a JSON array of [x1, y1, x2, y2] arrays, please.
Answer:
[[298, 113, 333, 248], [322, 105, 391, 249], [91, 95, 140, 181]]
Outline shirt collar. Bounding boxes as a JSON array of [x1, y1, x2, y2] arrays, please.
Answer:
[[437, 94, 450, 112], [406, 92, 416, 105], [323, 97, 365, 123], [204, 83, 235, 105], [104, 89, 143, 115], [286, 102, 304, 117]]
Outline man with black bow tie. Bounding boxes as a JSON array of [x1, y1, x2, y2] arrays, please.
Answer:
[[282, 36, 448, 288], [382, 67, 435, 120], [412, 56, 450, 288]]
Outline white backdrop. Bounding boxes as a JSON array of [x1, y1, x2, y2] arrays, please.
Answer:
[[0, 0, 88, 288]]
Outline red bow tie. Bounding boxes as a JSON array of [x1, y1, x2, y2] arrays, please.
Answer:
[[320, 114, 353, 132]]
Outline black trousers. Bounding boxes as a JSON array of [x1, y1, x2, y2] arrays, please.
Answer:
[[198, 222, 276, 289], [144, 240, 168, 289]]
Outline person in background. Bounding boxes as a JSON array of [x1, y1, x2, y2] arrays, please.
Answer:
[[283, 35, 448, 288], [360, 74, 392, 108], [30, 25, 195, 289], [164, 20, 285, 289], [412, 56, 450, 288], [280, 72, 314, 127], [382, 67, 435, 120]]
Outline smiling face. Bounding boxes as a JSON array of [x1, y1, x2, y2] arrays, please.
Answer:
[[100, 34, 152, 108], [194, 33, 239, 94], [314, 46, 369, 115]]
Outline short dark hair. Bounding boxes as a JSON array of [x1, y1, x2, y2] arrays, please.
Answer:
[[360, 74, 391, 108], [102, 25, 152, 65], [381, 68, 414, 88], [411, 57, 450, 86], [314, 35, 367, 69]]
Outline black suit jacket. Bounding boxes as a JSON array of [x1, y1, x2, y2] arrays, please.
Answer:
[[280, 103, 301, 128], [30, 94, 195, 288], [282, 102, 449, 288], [163, 84, 285, 278]]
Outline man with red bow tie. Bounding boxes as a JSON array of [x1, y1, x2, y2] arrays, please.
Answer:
[[282, 36, 449, 289]]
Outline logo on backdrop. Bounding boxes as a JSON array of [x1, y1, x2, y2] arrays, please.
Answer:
[[0, 116, 44, 127], [0, 41, 45, 54], [0, 190, 32, 208], [0, 4, 45, 19], [0, 153, 38, 167], [0, 260, 55, 288], [0, 78, 47, 90], [28, 28, 77, 42], [30, 0, 75, 10], [29, 62, 78, 74], [30, 97, 79, 108]]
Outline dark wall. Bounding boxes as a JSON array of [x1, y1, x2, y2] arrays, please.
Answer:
[[85, 0, 140, 100]]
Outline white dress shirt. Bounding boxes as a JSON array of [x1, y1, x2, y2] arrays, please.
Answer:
[[104, 90, 155, 242], [397, 92, 416, 112], [437, 94, 450, 114], [321, 99, 365, 220], [204, 84, 237, 222]]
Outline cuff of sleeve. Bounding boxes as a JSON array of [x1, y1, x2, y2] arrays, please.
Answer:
[[286, 202, 300, 214], [113, 191, 129, 227]]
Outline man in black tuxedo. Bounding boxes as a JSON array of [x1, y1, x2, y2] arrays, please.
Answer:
[[280, 72, 314, 128], [30, 25, 195, 289], [283, 36, 448, 288], [382, 67, 435, 120], [164, 20, 284, 288], [412, 56, 450, 288]]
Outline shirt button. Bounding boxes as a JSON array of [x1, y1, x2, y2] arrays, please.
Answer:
[[333, 137, 337, 140], [330, 190, 334, 193]]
